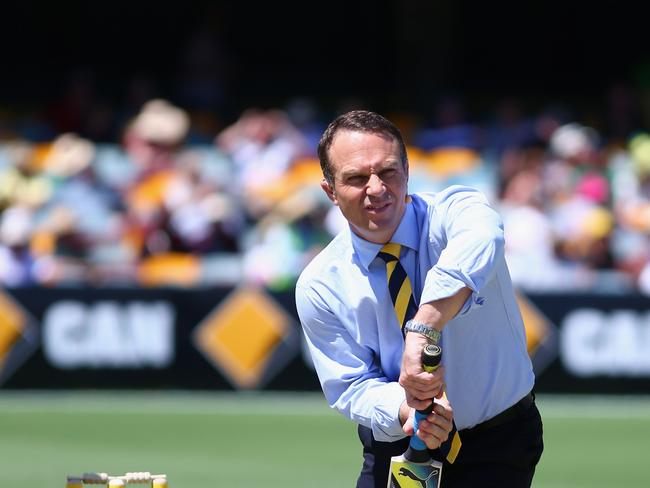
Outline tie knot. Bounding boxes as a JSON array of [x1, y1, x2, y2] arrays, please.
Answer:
[[378, 242, 402, 263]]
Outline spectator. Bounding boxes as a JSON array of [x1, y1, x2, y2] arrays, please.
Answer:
[[499, 165, 567, 290], [0, 94, 649, 292], [241, 187, 331, 290], [215, 108, 309, 216], [0, 205, 36, 285]]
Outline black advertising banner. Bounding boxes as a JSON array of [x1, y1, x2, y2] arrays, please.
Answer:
[[526, 293, 650, 394], [0, 286, 649, 394], [0, 286, 317, 391]]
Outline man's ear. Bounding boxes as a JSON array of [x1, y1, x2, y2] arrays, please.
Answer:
[[321, 179, 338, 205]]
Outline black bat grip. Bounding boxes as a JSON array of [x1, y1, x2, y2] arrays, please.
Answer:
[[421, 343, 442, 373]]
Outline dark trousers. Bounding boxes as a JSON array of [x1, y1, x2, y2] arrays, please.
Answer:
[[356, 397, 543, 488]]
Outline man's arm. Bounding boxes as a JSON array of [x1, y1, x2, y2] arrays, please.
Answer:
[[399, 290, 472, 410], [400, 187, 505, 408], [295, 282, 407, 442]]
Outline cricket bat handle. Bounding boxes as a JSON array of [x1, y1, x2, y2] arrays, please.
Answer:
[[404, 343, 442, 463]]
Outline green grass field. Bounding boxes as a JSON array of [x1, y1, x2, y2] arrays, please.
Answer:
[[0, 392, 648, 487]]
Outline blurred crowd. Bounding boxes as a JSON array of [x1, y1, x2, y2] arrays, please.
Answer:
[[1, 89, 650, 295]]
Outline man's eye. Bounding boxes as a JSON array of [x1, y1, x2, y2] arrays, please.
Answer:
[[346, 175, 366, 185], [381, 169, 397, 178]]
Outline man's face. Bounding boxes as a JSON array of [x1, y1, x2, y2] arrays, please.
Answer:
[[321, 130, 408, 244]]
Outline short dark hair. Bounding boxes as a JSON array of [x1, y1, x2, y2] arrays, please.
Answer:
[[317, 110, 408, 187]]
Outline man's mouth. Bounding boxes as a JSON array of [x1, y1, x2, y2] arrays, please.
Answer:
[[365, 201, 391, 213]]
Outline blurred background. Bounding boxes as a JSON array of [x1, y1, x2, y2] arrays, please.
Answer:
[[0, 2, 649, 487]]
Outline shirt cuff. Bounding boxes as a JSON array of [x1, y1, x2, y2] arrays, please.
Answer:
[[370, 382, 408, 442], [457, 291, 485, 316]]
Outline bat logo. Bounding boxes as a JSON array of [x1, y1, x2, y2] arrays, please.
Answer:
[[390, 466, 440, 488]]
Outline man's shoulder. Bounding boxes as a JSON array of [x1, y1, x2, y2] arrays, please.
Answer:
[[414, 184, 488, 200], [296, 231, 352, 289], [413, 185, 492, 209]]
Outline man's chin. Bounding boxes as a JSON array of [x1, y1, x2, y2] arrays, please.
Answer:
[[349, 221, 388, 243], [366, 218, 398, 239], [367, 214, 396, 230]]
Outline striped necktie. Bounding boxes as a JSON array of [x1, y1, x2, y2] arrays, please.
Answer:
[[377, 242, 418, 330], [378, 242, 462, 464]]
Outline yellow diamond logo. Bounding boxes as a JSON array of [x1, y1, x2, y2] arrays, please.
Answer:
[[193, 286, 298, 389], [516, 291, 558, 375], [0, 289, 39, 385], [0, 291, 26, 371], [517, 292, 548, 354]]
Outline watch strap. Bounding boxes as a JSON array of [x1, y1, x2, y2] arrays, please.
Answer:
[[404, 319, 441, 344]]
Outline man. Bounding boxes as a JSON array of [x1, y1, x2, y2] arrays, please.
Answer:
[[296, 110, 543, 487]]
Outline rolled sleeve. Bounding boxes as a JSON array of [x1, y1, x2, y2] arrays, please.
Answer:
[[421, 186, 504, 315], [368, 382, 407, 441], [421, 267, 486, 317]]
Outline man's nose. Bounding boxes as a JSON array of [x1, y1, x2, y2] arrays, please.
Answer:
[[366, 174, 386, 195]]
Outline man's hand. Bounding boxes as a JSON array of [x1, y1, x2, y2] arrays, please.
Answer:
[[401, 398, 453, 450], [399, 332, 445, 410]]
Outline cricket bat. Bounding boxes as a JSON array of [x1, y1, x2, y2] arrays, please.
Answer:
[[387, 343, 443, 488]]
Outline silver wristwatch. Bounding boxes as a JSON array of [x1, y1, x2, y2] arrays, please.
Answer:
[[404, 319, 441, 344]]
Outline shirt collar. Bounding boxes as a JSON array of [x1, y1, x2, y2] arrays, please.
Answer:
[[350, 197, 419, 271]]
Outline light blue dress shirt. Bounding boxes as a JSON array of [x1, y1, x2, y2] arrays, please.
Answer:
[[296, 185, 534, 442]]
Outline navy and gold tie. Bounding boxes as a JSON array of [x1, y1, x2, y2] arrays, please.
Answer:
[[378, 242, 462, 464], [377, 242, 418, 330]]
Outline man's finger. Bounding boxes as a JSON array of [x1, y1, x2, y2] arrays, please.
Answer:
[[405, 393, 432, 410], [416, 419, 450, 449], [432, 401, 453, 421], [427, 412, 452, 437], [403, 383, 444, 403], [400, 367, 445, 388]]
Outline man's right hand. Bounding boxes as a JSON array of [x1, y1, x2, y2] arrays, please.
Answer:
[[400, 398, 453, 450], [399, 331, 445, 410]]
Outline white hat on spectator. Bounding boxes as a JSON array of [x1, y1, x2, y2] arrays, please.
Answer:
[[550, 122, 598, 159], [130, 99, 190, 146], [42, 133, 95, 177]]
